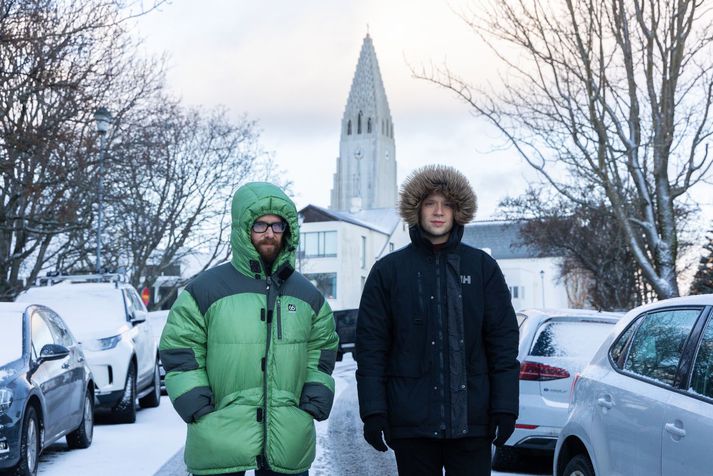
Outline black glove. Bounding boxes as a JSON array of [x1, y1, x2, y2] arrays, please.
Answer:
[[489, 413, 516, 447], [363, 414, 391, 452]]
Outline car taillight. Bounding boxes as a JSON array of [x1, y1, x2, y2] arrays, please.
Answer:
[[519, 361, 571, 381], [569, 372, 581, 408]]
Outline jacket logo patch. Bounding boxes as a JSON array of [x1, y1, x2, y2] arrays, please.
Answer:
[[287, 303, 297, 312], [460, 275, 472, 285]]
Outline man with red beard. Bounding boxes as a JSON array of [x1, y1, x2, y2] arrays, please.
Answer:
[[160, 182, 338, 476]]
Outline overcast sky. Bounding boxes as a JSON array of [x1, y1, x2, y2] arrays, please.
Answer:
[[130, 0, 712, 223], [129, 0, 547, 218]]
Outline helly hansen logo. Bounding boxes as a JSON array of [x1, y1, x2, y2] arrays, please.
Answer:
[[461, 275, 472, 285], [287, 303, 297, 312]]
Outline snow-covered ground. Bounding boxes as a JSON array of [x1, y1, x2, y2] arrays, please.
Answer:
[[38, 397, 186, 475]]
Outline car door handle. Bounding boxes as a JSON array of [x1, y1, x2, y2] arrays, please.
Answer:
[[665, 422, 686, 438], [597, 396, 614, 409]]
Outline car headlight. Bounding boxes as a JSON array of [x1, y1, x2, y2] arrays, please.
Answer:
[[81, 334, 122, 351], [0, 389, 12, 414]]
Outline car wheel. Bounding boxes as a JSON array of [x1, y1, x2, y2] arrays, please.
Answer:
[[112, 361, 137, 423], [491, 445, 521, 471], [563, 453, 595, 476], [8, 405, 40, 476], [139, 359, 161, 408], [66, 391, 94, 449]]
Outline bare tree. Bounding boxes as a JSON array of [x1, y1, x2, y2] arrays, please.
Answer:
[[0, 0, 164, 299], [690, 230, 713, 294], [415, 0, 713, 299], [99, 94, 287, 309], [501, 189, 652, 310]]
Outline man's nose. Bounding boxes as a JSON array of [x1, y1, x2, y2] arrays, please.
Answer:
[[434, 203, 444, 215]]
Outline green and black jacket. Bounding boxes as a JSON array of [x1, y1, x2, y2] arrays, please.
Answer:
[[160, 182, 338, 475]]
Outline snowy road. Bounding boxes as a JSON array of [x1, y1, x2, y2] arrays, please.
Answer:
[[38, 395, 186, 476], [36, 355, 552, 476]]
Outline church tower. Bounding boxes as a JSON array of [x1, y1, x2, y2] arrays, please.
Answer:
[[330, 34, 397, 212]]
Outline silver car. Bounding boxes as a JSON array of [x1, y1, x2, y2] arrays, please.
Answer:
[[554, 295, 713, 476], [493, 309, 622, 471]]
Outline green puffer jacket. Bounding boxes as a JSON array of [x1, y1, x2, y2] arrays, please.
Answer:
[[159, 182, 339, 475]]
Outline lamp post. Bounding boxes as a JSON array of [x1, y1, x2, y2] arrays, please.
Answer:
[[540, 270, 545, 307], [94, 107, 112, 274]]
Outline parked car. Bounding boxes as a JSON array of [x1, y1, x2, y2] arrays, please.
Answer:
[[492, 308, 622, 471], [554, 295, 713, 476], [147, 310, 169, 393], [0, 303, 94, 476], [334, 309, 357, 361], [16, 275, 161, 424]]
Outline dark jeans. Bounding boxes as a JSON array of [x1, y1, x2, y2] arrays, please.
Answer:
[[390, 437, 492, 476], [204, 471, 308, 476]]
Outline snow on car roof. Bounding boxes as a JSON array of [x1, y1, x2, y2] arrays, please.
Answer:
[[17, 282, 129, 339]]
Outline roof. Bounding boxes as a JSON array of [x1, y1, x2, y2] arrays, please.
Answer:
[[299, 204, 399, 235], [462, 220, 555, 259]]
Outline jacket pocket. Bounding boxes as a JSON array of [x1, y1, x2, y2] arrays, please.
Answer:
[[466, 372, 490, 426], [185, 402, 262, 472]]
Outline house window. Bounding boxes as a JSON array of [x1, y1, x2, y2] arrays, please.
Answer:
[[305, 273, 337, 299], [347, 120, 352, 135], [358, 111, 363, 134], [509, 286, 524, 299], [389, 242, 394, 252], [360, 236, 366, 269], [300, 231, 337, 258], [367, 117, 372, 133]]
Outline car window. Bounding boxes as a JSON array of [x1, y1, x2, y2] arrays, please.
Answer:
[[529, 320, 614, 358], [129, 288, 147, 313], [624, 308, 700, 386], [610, 322, 639, 368], [31, 311, 56, 359], [41, 309, 74, 348], [689, 316, 713, 399]]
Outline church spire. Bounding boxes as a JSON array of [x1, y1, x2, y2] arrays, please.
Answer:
[[330, 34, 397, 212]]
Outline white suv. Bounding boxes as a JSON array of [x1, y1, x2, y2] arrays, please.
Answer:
[[17, 275, 161, 423]]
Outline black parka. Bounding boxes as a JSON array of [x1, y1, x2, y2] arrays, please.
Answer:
[[355, 224, 519, 439]]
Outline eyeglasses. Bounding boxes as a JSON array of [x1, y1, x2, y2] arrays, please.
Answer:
[[252, 220, 287, 234]]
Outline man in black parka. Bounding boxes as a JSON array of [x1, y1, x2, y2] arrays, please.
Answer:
[[355, 165, 519, 475]]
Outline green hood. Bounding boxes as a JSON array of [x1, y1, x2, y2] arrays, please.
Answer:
[[230, 182, 298, 278]]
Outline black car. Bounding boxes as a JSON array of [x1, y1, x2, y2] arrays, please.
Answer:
[[334, 309, 357, 361], [0, 303, 95, 476]]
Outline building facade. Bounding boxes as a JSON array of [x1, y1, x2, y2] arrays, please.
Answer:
[[330, 34, 397, 212]]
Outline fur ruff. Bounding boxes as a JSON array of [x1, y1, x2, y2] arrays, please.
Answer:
[[398, 165, 477, 226]]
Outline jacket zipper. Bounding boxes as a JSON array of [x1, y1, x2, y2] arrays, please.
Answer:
[[435, 253, 446, 436], [262, 278, 273, 468], [277, 296, 283, 340]]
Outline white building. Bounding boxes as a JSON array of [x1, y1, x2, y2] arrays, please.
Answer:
[[462, 221, 569, 311]]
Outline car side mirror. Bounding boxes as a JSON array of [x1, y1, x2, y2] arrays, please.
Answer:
[[130, 309, 147, 325], [37, 344, 70, 364]]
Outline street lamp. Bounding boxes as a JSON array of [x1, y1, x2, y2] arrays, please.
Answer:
[[94, 107, 112, 274]]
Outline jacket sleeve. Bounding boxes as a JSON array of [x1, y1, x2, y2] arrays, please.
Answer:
[[298, 299, 339, 421], [159, 290, 214, 423], [482, 256, 520, 417], [355, 261, 391, 420]]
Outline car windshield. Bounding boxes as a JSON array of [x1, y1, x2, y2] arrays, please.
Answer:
[[529, 319, 614, 358], [0, 313, 23, 363]]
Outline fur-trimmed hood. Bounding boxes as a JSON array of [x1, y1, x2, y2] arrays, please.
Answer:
[[399, 165, 477, 226]]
